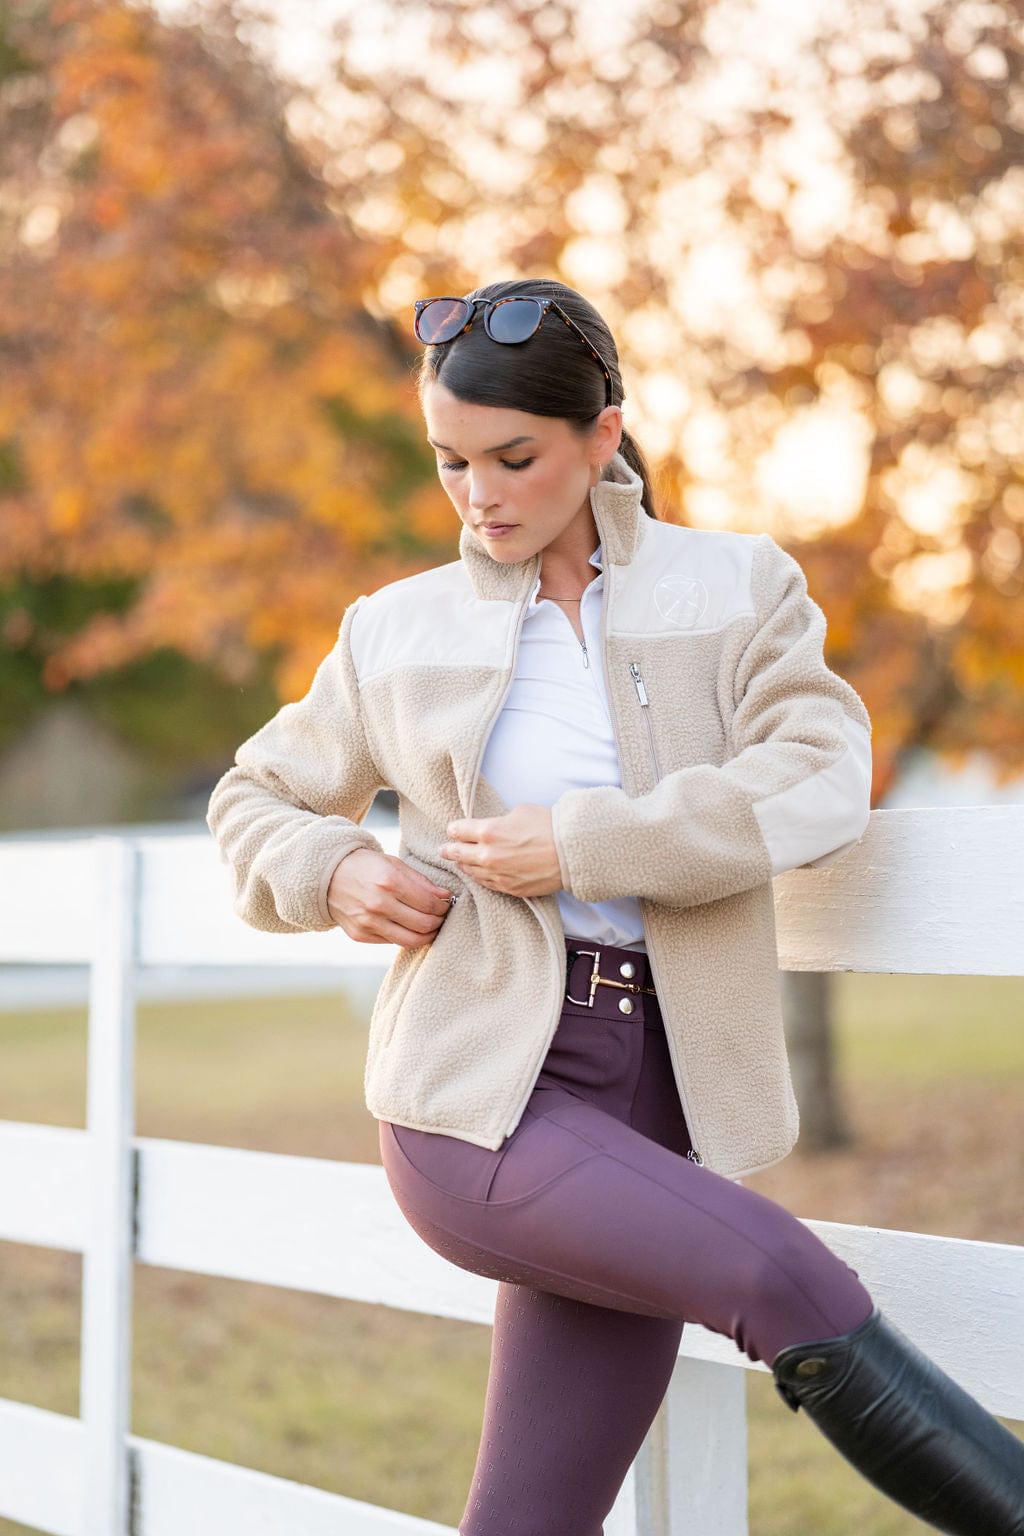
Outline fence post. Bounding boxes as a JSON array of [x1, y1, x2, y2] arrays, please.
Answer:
[[79, 837, 139, 1535], [664, 1356, 749, 1534], [634, 1402, 672, 1535], [606, 1353, 748, 1536]]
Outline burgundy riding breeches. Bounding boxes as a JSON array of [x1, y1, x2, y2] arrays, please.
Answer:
[[378, 934, 873, 1536]]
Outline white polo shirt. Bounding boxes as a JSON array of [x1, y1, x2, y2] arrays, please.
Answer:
[[479, 542, 647, 951]]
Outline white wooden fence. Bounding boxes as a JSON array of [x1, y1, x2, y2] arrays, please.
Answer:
[[1, 807, 1022, 1536]]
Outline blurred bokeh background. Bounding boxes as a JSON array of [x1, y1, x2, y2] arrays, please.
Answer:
[[4, 0, 1024, 828], [1, 1, 1022, 1532]]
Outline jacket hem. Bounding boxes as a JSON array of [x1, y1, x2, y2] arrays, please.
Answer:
[[723, 1142, 799, 1181], [371, 1109, 509, 1152]]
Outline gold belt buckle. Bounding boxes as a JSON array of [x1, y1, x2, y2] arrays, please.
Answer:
[[566, 948, 657, 1008]]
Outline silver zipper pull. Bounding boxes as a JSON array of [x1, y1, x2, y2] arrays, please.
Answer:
[[630, 661, 664, 783], [629, 661, 648, 705], [581, 640, 589, 669]]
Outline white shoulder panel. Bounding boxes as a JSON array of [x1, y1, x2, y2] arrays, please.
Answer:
[[612, 521, 759, 637], [349, 561, 517, 684]]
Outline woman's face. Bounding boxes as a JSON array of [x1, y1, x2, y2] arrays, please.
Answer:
[[422, 380, 622, 564]]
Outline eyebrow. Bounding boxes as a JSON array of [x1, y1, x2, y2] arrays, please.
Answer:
[[426, 435, 537, 454]]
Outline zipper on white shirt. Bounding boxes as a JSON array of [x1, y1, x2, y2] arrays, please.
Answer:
[[629, 663, 662, 783], [546, 590, 590, 667]]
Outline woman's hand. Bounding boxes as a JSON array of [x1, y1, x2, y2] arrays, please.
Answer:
[[439, 804, 564, 898], [326, 849, 454, 947]]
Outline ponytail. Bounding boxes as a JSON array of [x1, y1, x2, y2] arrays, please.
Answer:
[[619, 426, 658, 519]]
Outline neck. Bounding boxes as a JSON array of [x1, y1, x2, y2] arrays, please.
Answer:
[[537, 498, 600, 592], [538, 551, 597, 600]]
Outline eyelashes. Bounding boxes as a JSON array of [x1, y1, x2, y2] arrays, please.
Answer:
[[440, 457, 535, 473]]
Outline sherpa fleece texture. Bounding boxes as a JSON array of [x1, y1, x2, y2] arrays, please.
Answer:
[[205, 454, 872, 1178]]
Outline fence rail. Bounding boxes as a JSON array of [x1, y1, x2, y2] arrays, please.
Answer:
[[1, 809, 1022, 1536]]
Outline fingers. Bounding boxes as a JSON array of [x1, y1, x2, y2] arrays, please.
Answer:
[[326, 849, 455, 947], [341, 896, 447, 948], [439, 815, 492, 862], [440, 805, 559, 896], [355, 915, 445, 949], [389, 858, 455, 917]]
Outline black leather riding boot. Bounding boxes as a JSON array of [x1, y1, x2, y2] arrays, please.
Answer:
[[772, 1307, 1024, 1535]]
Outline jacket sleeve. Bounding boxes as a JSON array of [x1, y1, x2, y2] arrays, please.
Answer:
[[205, 597, 389, 933], [550, 533, 873, 909]]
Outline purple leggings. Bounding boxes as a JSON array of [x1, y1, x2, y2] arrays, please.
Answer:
[[378, 935, 873, 1536]]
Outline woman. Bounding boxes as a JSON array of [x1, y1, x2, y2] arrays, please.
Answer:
[[206, 278, 1024, 1536]]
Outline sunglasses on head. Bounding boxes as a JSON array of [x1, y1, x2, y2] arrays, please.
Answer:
[[413, 294, 614, 411]]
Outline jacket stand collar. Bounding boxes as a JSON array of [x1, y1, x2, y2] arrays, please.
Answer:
[[458, 451, 647, 601]]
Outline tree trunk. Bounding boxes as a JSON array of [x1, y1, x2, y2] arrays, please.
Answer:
[[781, 970, 853, 1152]]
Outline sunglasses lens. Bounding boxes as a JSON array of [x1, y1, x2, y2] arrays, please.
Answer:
[[487, 298, 543, 344], [415, 298, 474, 344]]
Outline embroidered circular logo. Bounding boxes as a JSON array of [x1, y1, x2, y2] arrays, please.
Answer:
[[654, 574, 709, 629]]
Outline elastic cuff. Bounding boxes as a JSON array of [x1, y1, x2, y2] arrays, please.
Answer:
[[550, 801, 573, 890], [316, 841, 370, 926]]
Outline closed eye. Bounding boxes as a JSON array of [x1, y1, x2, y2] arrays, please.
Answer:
[[439, 457, 535, 473]]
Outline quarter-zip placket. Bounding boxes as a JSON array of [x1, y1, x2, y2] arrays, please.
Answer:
[[461, 567, 568, 1139], [601, 574, 705, 1166]]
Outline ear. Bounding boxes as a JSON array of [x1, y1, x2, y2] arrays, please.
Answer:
[[589, 405, 623, 469]]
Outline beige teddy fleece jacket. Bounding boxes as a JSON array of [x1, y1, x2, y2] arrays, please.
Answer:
[[206, 454, 872, 1178]]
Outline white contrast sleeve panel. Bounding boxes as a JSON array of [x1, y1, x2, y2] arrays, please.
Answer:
[[752, 713, 872, 876]]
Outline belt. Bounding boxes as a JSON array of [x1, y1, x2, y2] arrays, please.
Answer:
[[565, 946, 658, 1011]]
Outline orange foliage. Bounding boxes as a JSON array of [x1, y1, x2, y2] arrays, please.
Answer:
[[0, 0, 447, 703], [2, 0, 1022, 789]]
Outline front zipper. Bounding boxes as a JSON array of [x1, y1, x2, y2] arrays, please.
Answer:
[[629, 662, 663, 784], [456, 564, 566, 1138], [607, 604, 704, 1164]]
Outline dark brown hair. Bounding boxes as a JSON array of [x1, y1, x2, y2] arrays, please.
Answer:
[[416, 277, 658, 518]]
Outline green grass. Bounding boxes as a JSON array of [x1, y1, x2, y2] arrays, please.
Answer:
[[833, 972, 1024, 1082], [0, 973, 1021, 1536]]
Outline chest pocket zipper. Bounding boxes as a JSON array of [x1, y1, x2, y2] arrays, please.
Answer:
[[629, 662, 662, 784]]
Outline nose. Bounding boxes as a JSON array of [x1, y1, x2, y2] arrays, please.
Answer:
[[467, 469, 502, 514]]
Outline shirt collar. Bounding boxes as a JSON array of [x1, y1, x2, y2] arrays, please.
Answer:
[[528, 542, 603, 608]]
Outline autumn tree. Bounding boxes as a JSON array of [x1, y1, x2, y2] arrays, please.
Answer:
[[0, 0, 448, 763]]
